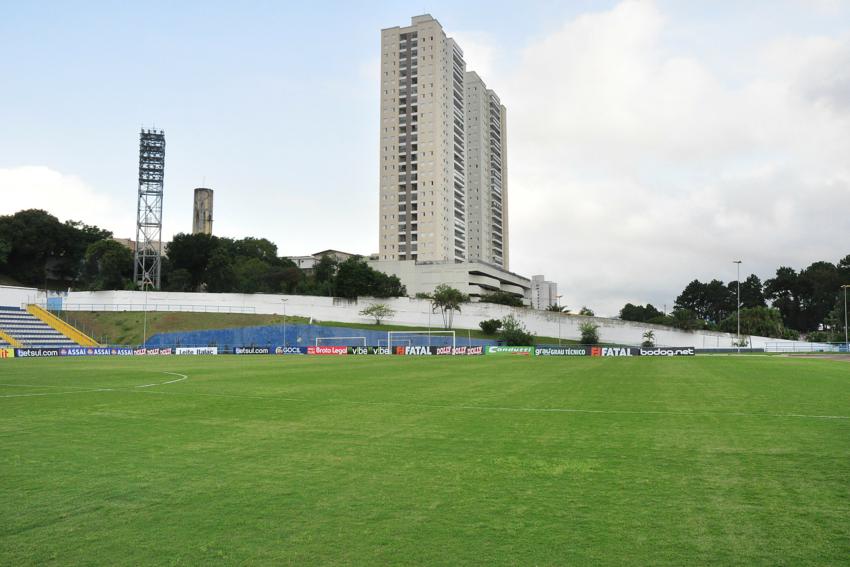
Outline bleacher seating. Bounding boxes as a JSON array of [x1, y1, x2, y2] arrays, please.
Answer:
[[0, 306, 81, 348]]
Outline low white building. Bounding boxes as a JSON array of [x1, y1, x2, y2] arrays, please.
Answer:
[[530, 275, 558, 310], [369, 259, 531, 303]]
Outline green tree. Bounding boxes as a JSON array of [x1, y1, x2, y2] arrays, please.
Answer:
[[81, 239, 133, 290], [676, 279, 734, 325], [165, 233, 220, 291], [578, 306, 595, 317], [0, 209, 86, 286], [619, 303, 663, 322], [739, 274, 766, 308], [314, 254, 339, 286], [480, 291, 524, 307], [668, 308, 706, 331], [359, 303, 396, 325], [479, 319, 502, 335], [499, 314, 534, 346], [641, 330, 655, 347], [764, 266, 802, 331], [428, 284, 468, 329], [546, 303, 569, 313], [205, 248, 238, 292], [334, 257, 406, 299], [232, 237, 279, 263], [165, 268, 193, 292], [719, 306, 787, 339], [579, 322, 600, 344], [235, 257, 272, 294], [797, 261, 840, 331]]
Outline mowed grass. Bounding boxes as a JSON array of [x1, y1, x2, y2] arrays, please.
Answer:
[[1, 356, 848, 566]]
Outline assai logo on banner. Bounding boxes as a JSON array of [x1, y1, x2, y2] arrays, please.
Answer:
[[307, 346, 348, 355], [0, 348, 14, 359], [109, 348, 134, 356], [486, 346, 534, 356], [639, 347, 695, 356], [535, 346, 589, 356]]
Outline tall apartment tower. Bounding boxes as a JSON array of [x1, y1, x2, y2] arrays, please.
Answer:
[[379, 14, 468, 263], [465, 71, 509, 269]]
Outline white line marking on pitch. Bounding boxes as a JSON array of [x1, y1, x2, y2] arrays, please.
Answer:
[[1, 372, 189, 398], [0, 388, 114, 398], [134, 372, 188, 388], [0, 383, 104, 390]]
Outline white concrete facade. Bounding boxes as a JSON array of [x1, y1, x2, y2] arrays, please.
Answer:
[[531, 275, 558, 310], [379, 15, 468, 263], [0, 284, 802, 350], [368, 259, 530, 301], [465, 71, 508, 269]]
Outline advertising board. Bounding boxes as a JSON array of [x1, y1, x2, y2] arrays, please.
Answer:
[[348, 346, 391, 355], [234, 346, 271, 355], [534, 346, 589, 356], [307, 345, 348, 355], [394, 345, 434, 355], [0, 348, 14, 359], [15, 348, 62, 358], [133, 348, 173, 356], [589, 346, 637, 357], [486, 346, 534, 356], [637, 347, 695, 356], [176, 347, 219, 355], [274, 346, 307, 355]]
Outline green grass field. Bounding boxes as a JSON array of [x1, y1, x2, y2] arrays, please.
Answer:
[[1, 356, 848, 565]]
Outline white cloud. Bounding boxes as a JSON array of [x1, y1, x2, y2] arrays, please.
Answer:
[[451, 30, 498, 79], [489, 0, 850, 315], [0, 166, 133, 234]]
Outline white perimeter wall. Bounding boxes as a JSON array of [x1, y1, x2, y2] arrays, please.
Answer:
[[1, 286, 801, 349]]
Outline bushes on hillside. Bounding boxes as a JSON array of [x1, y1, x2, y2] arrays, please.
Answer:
[[479, 319, 502, 335]]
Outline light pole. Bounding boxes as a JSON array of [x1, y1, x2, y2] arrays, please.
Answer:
[[281, 298, 288, 349], [142, 281, 149, 349], [842, 284, 849, 351], [734, 260, 742, 352], [556, 294, 563, 346]]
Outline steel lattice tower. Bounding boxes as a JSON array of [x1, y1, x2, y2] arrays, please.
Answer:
[[133, 129, 166, 289]]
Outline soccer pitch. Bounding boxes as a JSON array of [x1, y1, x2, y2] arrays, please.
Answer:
[[1, 356, 848, 565]]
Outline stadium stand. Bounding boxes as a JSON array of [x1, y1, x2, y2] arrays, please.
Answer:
[[0, 306, 88, 348]]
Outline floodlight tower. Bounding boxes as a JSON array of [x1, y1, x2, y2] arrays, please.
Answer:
[[133, 129, 166, 289]]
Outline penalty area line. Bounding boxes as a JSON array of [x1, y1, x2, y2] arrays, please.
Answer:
[[0, 372, 189, 399], [0, 388, 114, 398], [135, 372, 189, 389]]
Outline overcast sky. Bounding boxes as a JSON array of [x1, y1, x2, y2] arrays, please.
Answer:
[[1, 0, 848, 315]]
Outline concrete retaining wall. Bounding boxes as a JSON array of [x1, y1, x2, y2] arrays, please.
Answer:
[[37, 288, 802, 349]]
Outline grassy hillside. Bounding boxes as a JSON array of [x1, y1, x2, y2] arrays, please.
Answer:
[[57, 310, 577, 346], [60, 311, 310, 346]]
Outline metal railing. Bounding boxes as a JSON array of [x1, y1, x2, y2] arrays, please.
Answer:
[[44, 303, 256, 314], [764, 341, 849, 353]]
